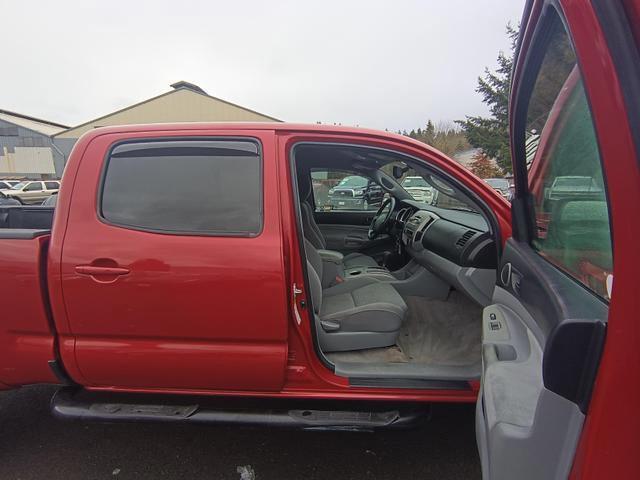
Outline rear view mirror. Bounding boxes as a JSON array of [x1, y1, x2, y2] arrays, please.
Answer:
[[392, 165, 409, 179]]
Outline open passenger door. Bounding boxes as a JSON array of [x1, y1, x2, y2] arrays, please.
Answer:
[[476, 1, 640, 478]]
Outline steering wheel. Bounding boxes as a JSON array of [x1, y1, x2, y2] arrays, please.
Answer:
[[368, 197, 396, 240]]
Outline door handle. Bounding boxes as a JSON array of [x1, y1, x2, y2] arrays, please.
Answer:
[[75, 265, 130, 276]]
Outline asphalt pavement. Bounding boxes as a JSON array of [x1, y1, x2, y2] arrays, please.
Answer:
[[0, 385, 480, 479]]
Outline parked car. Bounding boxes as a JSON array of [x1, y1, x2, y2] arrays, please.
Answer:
[[327, 175, 384, 210], [401, 176, 435, 203], [1, 180, 60, 204], [0, 1, 638, 478], [485, 178, 513, 201], [0, 180, 21, 188], [41, 193, 58, 207], [0, 191, 20, 206], [547, 175, 603, 201]]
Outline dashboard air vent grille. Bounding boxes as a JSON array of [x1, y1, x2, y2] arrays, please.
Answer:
[[456, 230, 476, 247]]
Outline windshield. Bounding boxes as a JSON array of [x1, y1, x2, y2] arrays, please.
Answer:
[[392, 167, 479, 213], [402, 177, 429, 188], [43, 194, 58, 206], [337, 176, 368, 188], [485, 179, 509, 188], [11, 182, 27, 190]]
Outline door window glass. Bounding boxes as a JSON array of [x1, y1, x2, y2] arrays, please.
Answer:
[[310, 170, 382, 212], [101, 139, 262, 235], [525, 13, 612, 299], [24, 182, 42, 191], [45, 181, 59, 190]]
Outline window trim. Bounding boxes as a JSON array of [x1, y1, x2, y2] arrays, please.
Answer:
[[512, 1, 614, 302], [97, 136, 264, 237], [592, 0, 640, 171]]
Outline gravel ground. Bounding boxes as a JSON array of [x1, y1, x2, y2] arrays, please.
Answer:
[[0, 385, 480, 479]]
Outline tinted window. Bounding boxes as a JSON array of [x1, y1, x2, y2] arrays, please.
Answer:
[[45, 181, 60, 190], [101, 139, 262, 235], [525, 14, 612, 299]]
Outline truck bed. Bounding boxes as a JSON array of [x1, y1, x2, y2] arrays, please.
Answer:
[[0, 206, 55, 236]]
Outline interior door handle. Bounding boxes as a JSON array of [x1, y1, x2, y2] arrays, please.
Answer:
[[75, 265, 130, 276]]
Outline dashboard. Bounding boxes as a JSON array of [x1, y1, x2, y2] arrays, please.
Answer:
[[395, 202, 497, 270]]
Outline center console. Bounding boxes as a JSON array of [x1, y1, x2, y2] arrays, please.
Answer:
[[344, 265, 396, 281], [402, 210, 439, 250]]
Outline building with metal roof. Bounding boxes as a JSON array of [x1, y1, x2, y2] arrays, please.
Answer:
[[52, 81, 280, 176], [0, 109, 69, 179]]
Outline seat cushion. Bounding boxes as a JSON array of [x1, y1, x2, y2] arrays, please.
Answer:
[[342, 252, 379, 268], [321, 277, 407, 332]]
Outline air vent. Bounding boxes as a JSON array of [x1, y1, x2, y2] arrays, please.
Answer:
[[456, 230, 476, 247], [397, 208, 411, 223]]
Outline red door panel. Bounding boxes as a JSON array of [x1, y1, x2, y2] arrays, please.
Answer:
[[0, 235, 57, 387], [57, 130, 288, 391]]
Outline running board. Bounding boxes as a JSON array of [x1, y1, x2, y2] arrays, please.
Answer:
[[51, 388, 430, 431]]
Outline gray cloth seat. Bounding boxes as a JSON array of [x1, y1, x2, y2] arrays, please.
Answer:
[[299, 184, 379, 269], [305, 240, 407, 352]]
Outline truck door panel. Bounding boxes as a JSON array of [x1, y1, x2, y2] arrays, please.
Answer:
[[477, 240, 606, 479], [58, 132, 288, 392], [0, 234, 58, 387], [476, 4, 622, 478]]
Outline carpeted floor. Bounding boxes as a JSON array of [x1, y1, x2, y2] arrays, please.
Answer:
[[327, 290, 482, 367]]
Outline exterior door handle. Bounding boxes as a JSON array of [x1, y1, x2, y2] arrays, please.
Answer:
[[75, 265, 130, 276]]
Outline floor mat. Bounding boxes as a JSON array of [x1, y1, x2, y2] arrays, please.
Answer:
[[327, 291, 482, 367]]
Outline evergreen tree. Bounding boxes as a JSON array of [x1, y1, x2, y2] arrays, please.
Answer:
[[457, 24, 518, 173], [468, 152, 504, 178]]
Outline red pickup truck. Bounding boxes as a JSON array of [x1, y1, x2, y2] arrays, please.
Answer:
[[1, 0, 639, 478]]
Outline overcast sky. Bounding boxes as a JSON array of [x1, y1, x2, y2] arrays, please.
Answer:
[[2, 0, 524, 132]]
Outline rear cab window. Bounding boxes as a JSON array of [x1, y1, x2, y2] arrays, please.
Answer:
[[524, 10, 613, 300], [100, 139, 262, 236]]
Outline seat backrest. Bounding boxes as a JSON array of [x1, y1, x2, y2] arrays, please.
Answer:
[[301, 201, 326, 249], [304, 239, 324, 314], [298, 173, 326, 249]]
